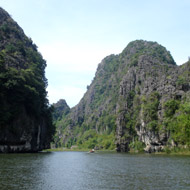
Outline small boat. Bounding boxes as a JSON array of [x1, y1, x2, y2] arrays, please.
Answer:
[[89, 149, 95, 153]]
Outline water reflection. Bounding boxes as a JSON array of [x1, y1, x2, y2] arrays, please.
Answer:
[[0, 152, 51, 190], [0, 152, 190, 190]]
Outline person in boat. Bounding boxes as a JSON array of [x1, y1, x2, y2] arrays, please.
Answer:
[[89, 149, 95, 153]]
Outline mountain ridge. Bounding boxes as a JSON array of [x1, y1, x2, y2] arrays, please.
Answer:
[[53, 40, 190, 152]]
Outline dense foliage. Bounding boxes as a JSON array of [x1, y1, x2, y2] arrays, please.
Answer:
[[142, 92, 160, 131], [0, 8, 55, 146], [53, 40, 190, 152], [164, 99, 190, 146]]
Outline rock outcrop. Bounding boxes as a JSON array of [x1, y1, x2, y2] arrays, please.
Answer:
[[54, 40, 190, 152], [0, 7, 54, 153]]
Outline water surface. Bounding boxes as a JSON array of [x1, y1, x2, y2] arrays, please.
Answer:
[[0, 152, 190, 190]]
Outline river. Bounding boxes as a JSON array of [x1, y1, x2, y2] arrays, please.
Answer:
[[0, 151, 190, 190]]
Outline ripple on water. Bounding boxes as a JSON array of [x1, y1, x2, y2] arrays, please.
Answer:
[[0, 152, 190, 190]]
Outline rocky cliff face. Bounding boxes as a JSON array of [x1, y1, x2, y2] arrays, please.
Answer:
[[116, 53, 182, 152], [0, 7, 54, 153], [54, 40, 190, 152]]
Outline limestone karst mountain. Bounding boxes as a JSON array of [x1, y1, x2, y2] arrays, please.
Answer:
[[54, 40, 190, 152], [53, 99, 70, 121], [0, 7, 55, 152]]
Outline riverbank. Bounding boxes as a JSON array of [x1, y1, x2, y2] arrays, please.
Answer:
[[44, 147, 116, 153], [45, 148, 89, 152], [44, 147, 190, 156], [155, 148, 190, 156]]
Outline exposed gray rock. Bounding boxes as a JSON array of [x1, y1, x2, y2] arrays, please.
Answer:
[[54, 40, 190, 153]]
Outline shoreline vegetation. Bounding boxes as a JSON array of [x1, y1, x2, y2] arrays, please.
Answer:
[[44, 147, 190, 156]]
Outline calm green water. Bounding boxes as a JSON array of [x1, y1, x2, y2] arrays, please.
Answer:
[[0, 152, 190, 190]]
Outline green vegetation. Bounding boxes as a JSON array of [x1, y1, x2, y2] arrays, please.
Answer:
[[164, 99, 180, 118], [142, 92, 160, 131], [52, 40, 190, 154], [129, 139, 146, 152], [77, 131, 115, 150], [162, 98, 190, 148], [125, 40, 176, 67], [157, 146, 190, 155], [0, 10, 55, 146]]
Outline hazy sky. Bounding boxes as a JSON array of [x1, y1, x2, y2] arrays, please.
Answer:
[[1, 0, 190, 107]]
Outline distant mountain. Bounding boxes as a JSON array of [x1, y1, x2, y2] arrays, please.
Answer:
[[0, 7, 55, 152], [53, 99, 70, 120], [54, 40, 190, 152]]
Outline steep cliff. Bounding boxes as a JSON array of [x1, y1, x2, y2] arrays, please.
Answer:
[[54, 40, 190, 152], [0, 8, 55, 153]]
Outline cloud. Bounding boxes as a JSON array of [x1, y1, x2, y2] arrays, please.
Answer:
[[47, 84, 86, 107], [39, 41, 122, 107], [39, 42, 121, 72]]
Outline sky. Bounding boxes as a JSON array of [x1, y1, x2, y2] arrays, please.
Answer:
[[1, 0, 190, 107]]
